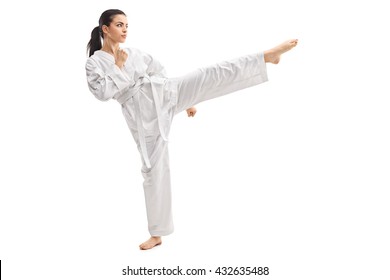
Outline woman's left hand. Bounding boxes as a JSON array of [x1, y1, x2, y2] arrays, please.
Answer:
[[186, 107, 197, 117]]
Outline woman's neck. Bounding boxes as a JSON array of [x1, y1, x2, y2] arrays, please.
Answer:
[[101, 40, 120, 55]]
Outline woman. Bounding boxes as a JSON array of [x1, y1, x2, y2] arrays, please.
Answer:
[[86, 9, 297, 250]]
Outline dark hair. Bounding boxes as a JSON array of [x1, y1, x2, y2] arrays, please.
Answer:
[[87, 9, 126, 57]]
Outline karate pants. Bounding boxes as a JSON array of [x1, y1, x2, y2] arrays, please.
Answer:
[[138, 52, 268, 236]]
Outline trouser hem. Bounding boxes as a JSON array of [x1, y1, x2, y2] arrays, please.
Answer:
[[149, 228, 174, 237]]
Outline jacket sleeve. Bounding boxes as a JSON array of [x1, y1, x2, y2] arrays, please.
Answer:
[[85, 58, 132, 101], [142, 52, 168, 78]]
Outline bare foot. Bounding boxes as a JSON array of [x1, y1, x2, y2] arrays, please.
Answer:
[[264, 39, 298, 64], [139, 236, 162, 250]]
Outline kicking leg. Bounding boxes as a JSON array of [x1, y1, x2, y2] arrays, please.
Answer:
[[172, 51, 269, 114], [171, 38, 298, 114]]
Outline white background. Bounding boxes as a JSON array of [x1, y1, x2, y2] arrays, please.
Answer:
[[1, 0, 389, 279]]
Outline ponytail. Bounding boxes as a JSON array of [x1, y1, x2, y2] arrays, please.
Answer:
[[87, 26, 102, 57]]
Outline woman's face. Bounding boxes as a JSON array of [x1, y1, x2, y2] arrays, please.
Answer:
[[102, 14, 128, 43]]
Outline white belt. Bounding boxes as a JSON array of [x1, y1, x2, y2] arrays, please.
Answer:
[[117, 75, 168, 168]]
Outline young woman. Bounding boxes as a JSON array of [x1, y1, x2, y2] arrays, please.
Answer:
[[86, 9, 298, 250]]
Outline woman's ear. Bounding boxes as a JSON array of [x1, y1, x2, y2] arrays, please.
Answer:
[[102, 25, 109, 35]]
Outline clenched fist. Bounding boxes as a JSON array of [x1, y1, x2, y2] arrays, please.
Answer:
[[186, 107, 197, 117], [115, 48, 128, 68]]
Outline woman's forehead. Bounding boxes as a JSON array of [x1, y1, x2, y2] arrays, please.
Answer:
[[112, 14, 128, 23]]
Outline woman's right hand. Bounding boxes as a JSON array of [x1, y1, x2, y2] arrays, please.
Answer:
[[115, 48, 128, 68]]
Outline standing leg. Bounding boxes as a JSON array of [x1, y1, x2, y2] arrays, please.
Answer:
[[139, 139, 174, 250], [121, 104, 174, 250]]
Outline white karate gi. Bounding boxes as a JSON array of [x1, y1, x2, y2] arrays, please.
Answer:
[[86, 48, 268, 236]]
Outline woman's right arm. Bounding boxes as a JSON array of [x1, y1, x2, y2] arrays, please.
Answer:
[[85, 58, 132, 101]]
